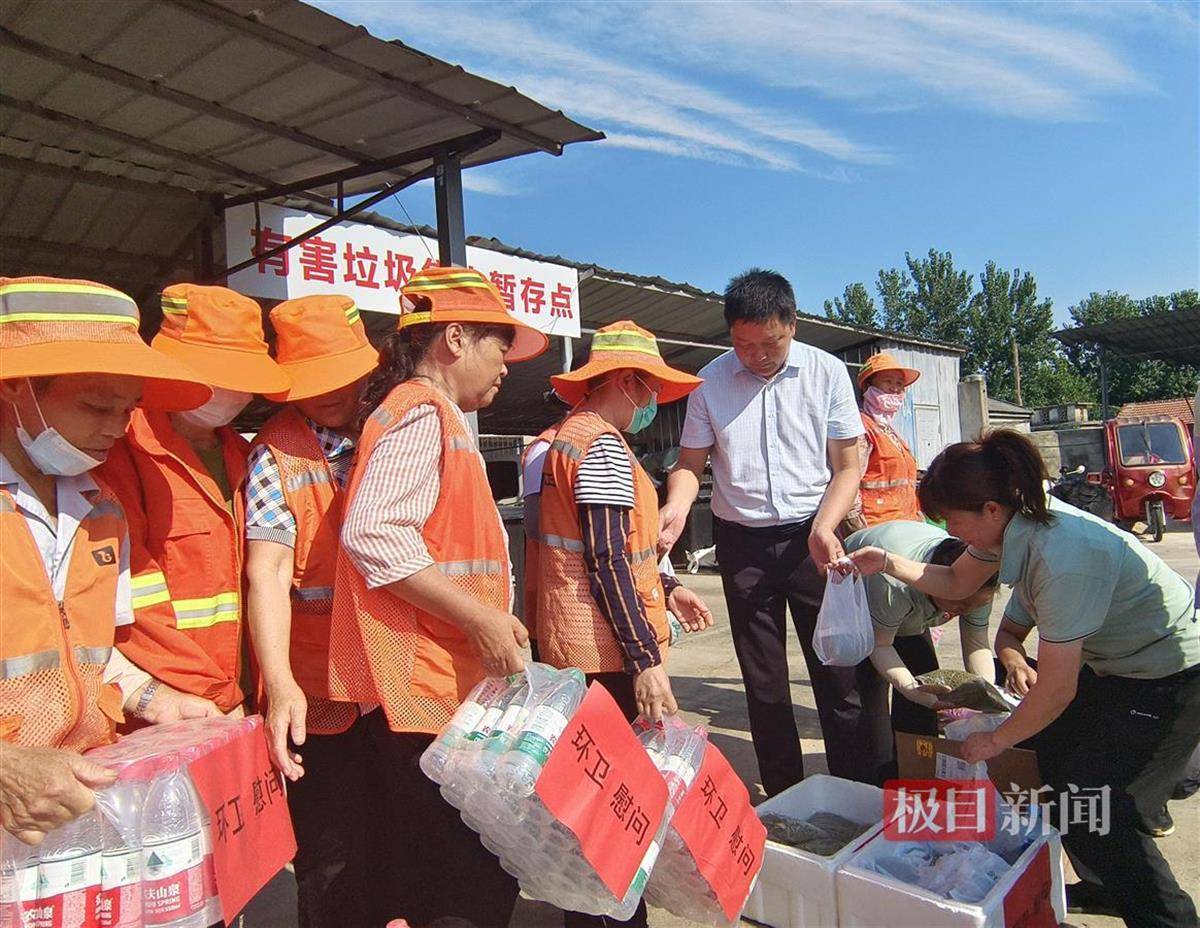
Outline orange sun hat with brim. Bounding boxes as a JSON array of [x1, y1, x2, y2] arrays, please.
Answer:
[[266, 295, 379, 402], [398, 266, 548, 363], [0, 276, 213, 412], [152, 283, 291, 395], [551, 321, 703, 408], [857, 351, 920, 392]]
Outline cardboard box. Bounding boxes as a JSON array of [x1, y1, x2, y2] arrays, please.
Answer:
[[742, 775, 884, 928], [836, 826, 1066, 928], [895, 732, 1042, 797]]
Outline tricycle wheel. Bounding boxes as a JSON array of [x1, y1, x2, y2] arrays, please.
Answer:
[[1145, 501, 1166, 543]]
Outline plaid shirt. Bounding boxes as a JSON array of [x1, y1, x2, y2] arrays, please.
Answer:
[[245, 418, 356, 547]]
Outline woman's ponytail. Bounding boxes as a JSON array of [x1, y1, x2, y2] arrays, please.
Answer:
[[356, 324, 445, 429], [918, 428, 1052, 524]]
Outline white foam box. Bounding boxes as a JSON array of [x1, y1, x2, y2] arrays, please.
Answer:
[[742, 775, 885, 928], [835, 827, 1066, 928]]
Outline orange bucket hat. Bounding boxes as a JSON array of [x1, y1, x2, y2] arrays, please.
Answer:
[[267, 295, 379, 402], [551, 321, 702, 407], [399, 266, 548, 362], [152, 284, 291, 395], [857, 351, 920, 391], [0, 276, 212, 411]]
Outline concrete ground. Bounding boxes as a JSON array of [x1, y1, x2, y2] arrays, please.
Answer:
[[240, 521, 1198, 927]]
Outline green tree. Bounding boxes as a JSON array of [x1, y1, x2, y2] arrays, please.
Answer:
[[1061, 289, 1200, 409], [874, 250, 972, 344], [966, 262, 1089, 407], [823, 282, 878, 328]]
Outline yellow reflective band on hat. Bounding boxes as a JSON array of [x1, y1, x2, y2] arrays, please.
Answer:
[[160, 295, 188, 316], [404, 274, 493, 292], [589, 330, 662, 358], [0, 281, 139, 325], [397, 310, 434, 329], [344, 303, 361, 326]]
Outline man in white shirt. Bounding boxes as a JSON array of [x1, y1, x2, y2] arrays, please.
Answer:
[[660, 269, 892, 794]]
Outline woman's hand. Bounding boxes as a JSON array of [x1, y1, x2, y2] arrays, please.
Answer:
[[668, 586, 714, 633], [961, 731, 1004, 764], [1003, 661, 1038, 697], [465, 608, 528, 677], [633, 665, 678, 721], [264, 679, 308, 781], [841, 546, 887, 577]]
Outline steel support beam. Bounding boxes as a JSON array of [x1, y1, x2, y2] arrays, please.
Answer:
[[434, 151, 466, 266], [0, 94, 277, 190], [166, 0, 568, 155], [0, 27, 376, 166], [221, 129, 499, 208]]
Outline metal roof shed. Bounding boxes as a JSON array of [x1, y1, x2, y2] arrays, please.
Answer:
[[1054, 306, 1200, 416], [0, 0, 602, 301]]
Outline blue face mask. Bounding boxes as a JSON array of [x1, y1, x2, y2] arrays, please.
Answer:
[[621, 377, 658, 433]]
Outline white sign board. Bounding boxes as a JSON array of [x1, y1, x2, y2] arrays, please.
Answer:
[[224, 203, 581, 339]]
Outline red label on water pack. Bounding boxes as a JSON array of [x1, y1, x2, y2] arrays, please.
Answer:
[[535, 684, 669, 898], [1004, 843, 1056, 928], [23, 888, 101, 928], [188, 718, 296, 924], [141, 865, 205, 925], [671, 745, 766, 921]]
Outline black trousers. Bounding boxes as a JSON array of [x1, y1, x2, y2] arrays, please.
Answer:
[[1033, 664, 1200, 928], [286, 713, 380, 928], [713, 517, 892, 795], [561, 672, 647, 928], [889, 633, 941, 738], [365, 709, 520, 928]]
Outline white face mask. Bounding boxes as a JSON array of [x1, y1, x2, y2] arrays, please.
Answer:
[[14, 380, 104, 477], [174, 387, 253, 429]]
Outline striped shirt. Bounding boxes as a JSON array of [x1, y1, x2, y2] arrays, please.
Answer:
[[574, 434, 636, 507], [341, 402, 510, 593]]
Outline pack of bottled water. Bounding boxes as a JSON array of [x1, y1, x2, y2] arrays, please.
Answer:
[[635, 717, 747, 926], [422, 663, 675, 918], [1, 716, 257, 928]]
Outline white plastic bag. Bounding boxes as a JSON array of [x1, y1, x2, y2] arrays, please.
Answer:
[[813, 572, 874, 666]]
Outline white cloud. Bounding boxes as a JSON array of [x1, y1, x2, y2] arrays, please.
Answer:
[[318, 0, 1160, 174]]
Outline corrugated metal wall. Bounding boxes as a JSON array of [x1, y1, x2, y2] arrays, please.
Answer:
[[878, 341, 963, 467]]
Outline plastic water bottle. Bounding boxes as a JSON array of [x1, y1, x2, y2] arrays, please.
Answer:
[[495, 669, 586, 796], [439, 679, 524, 807], [0, 831, 39, 928], [97, 781, 145, 928], [420, 677, 508, 782], [35, 810, 103, 928], [140, 764, 208, 928]]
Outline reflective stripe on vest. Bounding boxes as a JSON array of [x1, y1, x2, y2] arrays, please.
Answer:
[[448, 436, 474, 452], [549, 438, 582, 461], [173, 591, 240, 629], [437, 559, 505, 576], [130, 570, 170, 611], [861, 478, 915, 490], [284, 469, 335, 493], [542, 533, 585, 553]]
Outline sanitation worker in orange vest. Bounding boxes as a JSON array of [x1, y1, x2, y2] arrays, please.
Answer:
[[848, 352, 922, 527], [537, 321, 714, 928], [329, 266, 547, 928], [0, 277, 220, 844], [97, 285, 291, 715], [244, 295, 378, 928]]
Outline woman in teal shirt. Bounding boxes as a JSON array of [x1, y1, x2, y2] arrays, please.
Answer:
[[844, 429, 1199, 928]]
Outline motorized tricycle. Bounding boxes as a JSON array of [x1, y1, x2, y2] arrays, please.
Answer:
[[1100, 415, 1195, 542]]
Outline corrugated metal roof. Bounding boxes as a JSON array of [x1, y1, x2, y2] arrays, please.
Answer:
[[1055, 307, 1200, 364], [0, 0, 601, 297]]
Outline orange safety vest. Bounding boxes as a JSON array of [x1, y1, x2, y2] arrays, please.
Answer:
[[536, 411, 670, 673], [520, 426, 559, 643], [250, 408, 357, 736], [0, 486, 124, 751], [860, 412, 922, 525], [328, 382, 511, 735], [97, 409, 249, 712]]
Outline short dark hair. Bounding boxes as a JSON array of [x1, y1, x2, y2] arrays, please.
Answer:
[[928, 537, 999, 589], [723, 268, 797, 329]]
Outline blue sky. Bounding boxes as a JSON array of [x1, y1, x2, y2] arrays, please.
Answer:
[[316, 0, 1199, 325]]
